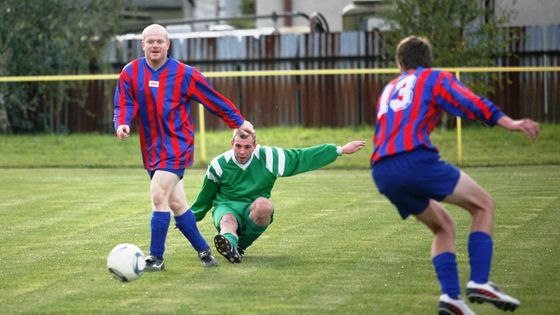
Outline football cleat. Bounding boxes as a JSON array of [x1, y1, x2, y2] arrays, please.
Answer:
[[438, 294, 476, 315], [144, 255, 165, 272], [214, 234, 242, 263], [237, 247, 245, 258], [198, 249, 219, 267], [466, 281, 520, 312]]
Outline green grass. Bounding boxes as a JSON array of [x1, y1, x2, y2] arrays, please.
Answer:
[[0, 166, 559, 314], [0, 126, 559, 313], [0, 124, 559, 169]]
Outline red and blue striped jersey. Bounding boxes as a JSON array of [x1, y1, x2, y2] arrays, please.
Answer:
[[114, 57, 245, 171], [371, 67, 505, 165]]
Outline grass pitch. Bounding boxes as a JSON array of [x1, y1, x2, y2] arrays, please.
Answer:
[[0, 166, 559, 314], [1, 124, 559, 169]]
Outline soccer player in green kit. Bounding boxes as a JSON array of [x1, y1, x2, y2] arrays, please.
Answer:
[[191, 130, 366, 263]]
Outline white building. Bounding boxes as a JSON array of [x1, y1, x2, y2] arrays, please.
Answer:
[[497, 0, 560, 26], [256, 0, 560, 32]]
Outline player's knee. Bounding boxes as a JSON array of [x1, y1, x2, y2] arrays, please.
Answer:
[[483, 197, 495, 220], [220, 214, 238, 229], [168, 198, 186, 213], [151, 188, 167, 208], [484, 195, 496, 213], [432, 211, 456, 238], [252, 198, 273, 215], [473, 194, 495, 218], [443, 219, 456, 239], [253, 197, 273, 213], [250, 198, 273, 225]]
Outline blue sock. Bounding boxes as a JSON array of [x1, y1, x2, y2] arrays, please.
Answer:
[[150, 211, 170, 260], [432, 252, 461, 299], [468, 231, 493, 284], [175, 209, 209, 253]]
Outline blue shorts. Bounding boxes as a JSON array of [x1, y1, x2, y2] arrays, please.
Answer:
[[147, 168, 185, 180], [372, 149, 460, 219]]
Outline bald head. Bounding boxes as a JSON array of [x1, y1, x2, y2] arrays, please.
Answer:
[[142, 24, 168, 40], [141, 24, 170, 69]]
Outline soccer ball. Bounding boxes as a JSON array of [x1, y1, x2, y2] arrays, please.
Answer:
[[107, 243, 145, 282]]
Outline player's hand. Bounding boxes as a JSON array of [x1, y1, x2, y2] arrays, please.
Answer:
[[512, 118, 540, 139], [498, 116, 539, 139], [340, 140, 366, 154], [239, 120, 255, 137], [116, 125, 130, 140]]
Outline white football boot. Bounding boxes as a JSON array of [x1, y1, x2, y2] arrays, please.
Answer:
[[438, 294, 476, 315], [466, 281, 520, 312]]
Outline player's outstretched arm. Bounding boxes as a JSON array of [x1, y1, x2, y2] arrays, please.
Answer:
[[339, 140, 366, 155], [497, 116, 540, 139]]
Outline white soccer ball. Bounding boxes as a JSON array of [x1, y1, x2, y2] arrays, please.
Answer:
[[107, 243, 145, 282]]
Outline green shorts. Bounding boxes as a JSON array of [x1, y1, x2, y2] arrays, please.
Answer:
[[212, 200, 274, 236]]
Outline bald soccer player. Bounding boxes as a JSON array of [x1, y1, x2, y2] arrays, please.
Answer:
[[114, 24, 255, 270]]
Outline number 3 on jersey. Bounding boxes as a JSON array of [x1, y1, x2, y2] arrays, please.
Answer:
[[377, 74, 417, 118]]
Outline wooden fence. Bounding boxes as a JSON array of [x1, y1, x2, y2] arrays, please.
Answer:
[[6, 27, 560, 133]]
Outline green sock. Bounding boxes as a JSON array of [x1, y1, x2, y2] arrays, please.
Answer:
[[223, 232, 238, 248], [238, 218, 268, 250]]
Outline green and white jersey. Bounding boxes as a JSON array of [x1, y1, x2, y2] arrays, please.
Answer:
[[191, 144, 339, 221]]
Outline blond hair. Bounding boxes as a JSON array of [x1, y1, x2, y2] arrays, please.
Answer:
[[232, 129, 256, 143]]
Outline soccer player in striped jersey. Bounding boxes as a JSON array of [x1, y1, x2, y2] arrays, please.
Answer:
[[191, 130, 366, 263], [114, 24, 255, 271], [371, 36, 539, 314]]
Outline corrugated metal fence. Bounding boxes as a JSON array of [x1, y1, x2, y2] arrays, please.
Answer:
[[68, 26, 560, 132]]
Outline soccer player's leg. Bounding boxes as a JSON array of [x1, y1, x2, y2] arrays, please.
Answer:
[[168, 178, 218, 268], [414, 201, 458, 294], [213, 204, 243, 263], [146, 211, 169, 271], [237, 197, 273, 253], [443, 171, 520, 311], [373, 150, 473, 313], [413, 201, 476, 315], [145, 170, 181, 271]]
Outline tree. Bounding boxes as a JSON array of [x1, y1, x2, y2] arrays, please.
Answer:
[[383, 0, 515, 68], [381, 0, 517, 126], [0, 0, 128, 133]]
